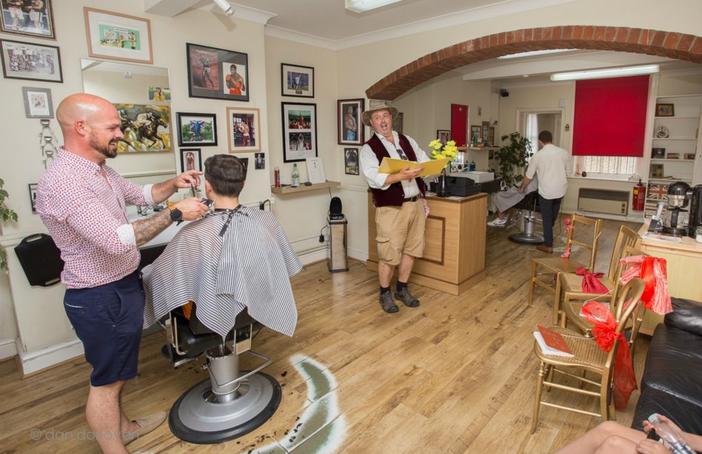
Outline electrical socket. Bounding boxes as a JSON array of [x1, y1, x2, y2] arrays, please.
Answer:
[[318, 234, 325, 243]]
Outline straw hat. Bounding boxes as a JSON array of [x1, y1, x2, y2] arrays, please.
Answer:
[[361, 99, 399, 127]]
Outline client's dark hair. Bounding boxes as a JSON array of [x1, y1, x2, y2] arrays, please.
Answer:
[[204, 154, 246, 196], [538, 130, 553, 143]]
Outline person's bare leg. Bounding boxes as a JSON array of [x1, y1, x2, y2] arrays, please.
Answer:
[[120, 391, 140, 434], [378, 261, 395, 288], [555, 421, 645, 454], [86, 381, 129, 453], [397, 254, 415, 283]]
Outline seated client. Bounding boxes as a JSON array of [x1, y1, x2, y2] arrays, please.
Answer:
[[487, 176, 538, 227], [143, 154, 302, 338]]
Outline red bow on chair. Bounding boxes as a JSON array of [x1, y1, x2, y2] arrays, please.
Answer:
[[576, 267, 608, 293], [619, 256, 672, 314], [581, 301, 637, 410]]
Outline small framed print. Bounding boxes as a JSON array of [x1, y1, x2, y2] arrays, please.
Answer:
[[187, 43, 249, 102], [281, 63, 314, 98], [254, 152, 265, 170], [282, 102, 317, 162], [481, 121, 490, 145], [470, 125, 481, 145], [650, 163, 664, 178], [176, 112, 217, 147], [83, 7, 153, 64], [180, 148, 202, 173], [22, 86, 53, 118], [337, 98, 364, 145], [436, 129, 450, 145], [28, 183, 37, 213], [651, 147, 666, 159], [488, 127, 495, 146], [395, 112, 404, 134], [684, 153, 696, 160], [227, 107, 260, 152], [655, 103, 674, 117], [344, 148, 359, 175], [1, 39, 61, 82], [1, 0, 56, 39], [666, 152, 680, 160], [148, 86, 170, 102]]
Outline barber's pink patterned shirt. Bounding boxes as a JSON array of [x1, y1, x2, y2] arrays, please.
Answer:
[[36, 149, 146, 289]]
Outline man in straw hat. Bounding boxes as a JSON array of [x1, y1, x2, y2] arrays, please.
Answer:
[[360, 100, 431, 314]]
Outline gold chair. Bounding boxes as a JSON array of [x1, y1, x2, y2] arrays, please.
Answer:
[[527, 213, 603, 305], [553, 225, 640, 331], [531, 278, 645, 433]]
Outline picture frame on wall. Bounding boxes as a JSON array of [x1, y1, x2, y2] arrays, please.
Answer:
[[395, 112, 404, 134], [28, 183, 37, 213], [180, 148, 202, 173], [114, 103, 171, 153], [1, 39, 61, 82], [470, 125, 481, 145], [282, 102, 317, 162], [344, 148, 359, 175], [1, 0, 55, 39], [651, 147, 665, 159], [281, 63, 314, 98], [481, 121, 490, 145], [337, 98, 364, 145], [187, 43, 248, 102], [436, 129, 450, 145], [488, 127, 495, 146], [176, 112, 217, 147], [655, 103, 674, 117], [83, 7, 153, 64], [22, 86, 53, 118], [226, 107, 260, 152]]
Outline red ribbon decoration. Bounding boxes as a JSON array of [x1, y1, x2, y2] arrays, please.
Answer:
[[576, 267, 609, 294], [619, 256, 672, 314]]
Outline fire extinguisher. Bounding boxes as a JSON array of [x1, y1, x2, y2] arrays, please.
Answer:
[[633, 179, 646, 211]]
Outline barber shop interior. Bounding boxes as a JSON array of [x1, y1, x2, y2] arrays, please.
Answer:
[[2, 1, 702, 453]]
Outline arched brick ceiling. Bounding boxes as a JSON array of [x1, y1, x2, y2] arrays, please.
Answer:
[[365, 26, 702, 100]]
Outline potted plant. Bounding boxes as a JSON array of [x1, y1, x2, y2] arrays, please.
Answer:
[[0, 178, 18, 271], [494, 132, 533, 189]]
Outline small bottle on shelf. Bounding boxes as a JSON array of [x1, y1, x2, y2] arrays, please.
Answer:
[[291, 163, 300, 187], [274, 167, 281, 188]]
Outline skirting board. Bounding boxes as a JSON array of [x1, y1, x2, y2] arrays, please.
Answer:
[[298, 248, 327, 266], [347, 247, 368, 262], [18, 338, 84, 376], [0, 337, 17, 361]]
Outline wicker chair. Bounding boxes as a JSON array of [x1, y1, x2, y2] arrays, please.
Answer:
[[531, 278, 645, 433], [527, 213, 603, 305]]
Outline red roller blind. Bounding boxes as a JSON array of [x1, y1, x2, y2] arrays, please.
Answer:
[[450, 103, 468, 147], [572, 75, 649, 157]]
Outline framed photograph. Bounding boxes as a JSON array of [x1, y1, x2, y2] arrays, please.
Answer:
[[227, 107, 259, 152], [148, 86, 170, 102], [651, 147, 666, 159], [114, 104, 171, 153], [22, 86, 53, 118], [187, 43, 248, 102], [650, 163, 664, 178], [1, 0, 55, 39], [436, 129, 450, 145], [337, 98, 364, 145], [481, 121, 490, 145], [84, 7, 152, 64], [666, 152, 680, 160], [344, 148, 359, 175], [488, 127, 495, 146], [28, 183, 37, 213], [281, 63, 314, 98], [176, 112, 217, 147], [255, 152, 265, 170], [655, 103, 674, 117], [282, 102, 317, 162], [180, 148, 202, 173], [1, 39, 61, 82], [396, 112, 404, 134], [470, 125, 482, 145], [684, 153, 696, 160]]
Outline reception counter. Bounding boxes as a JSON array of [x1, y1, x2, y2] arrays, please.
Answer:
[[366, 192, 487, 295]]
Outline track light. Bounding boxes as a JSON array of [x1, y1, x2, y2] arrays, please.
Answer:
[[212, 0, 234, 16]]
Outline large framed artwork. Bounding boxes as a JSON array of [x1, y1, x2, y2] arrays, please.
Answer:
[[114, 104, 171, 153], [83, 7, 153, 64], [337, 98, 364, 145], [226, 107, 260, 152], [1, 0, 55, 39], [176, 112, 217, 147], [1, 39, 61, 82], [282, 102, 317, 162], [187, 43, 248, 102], [281, 63, 314, 98]]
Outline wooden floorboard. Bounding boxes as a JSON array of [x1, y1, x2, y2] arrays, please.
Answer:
[[0, 218, 647, 454]]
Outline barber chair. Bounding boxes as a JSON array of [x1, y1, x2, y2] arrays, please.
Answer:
[[509, 191, 544, 244], [160, 304, 281, 444]]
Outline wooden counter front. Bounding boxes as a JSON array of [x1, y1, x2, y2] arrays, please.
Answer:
[[367, 193, 487, 295]]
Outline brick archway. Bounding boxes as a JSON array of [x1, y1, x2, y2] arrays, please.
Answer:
[[366, 26, 702, 100]]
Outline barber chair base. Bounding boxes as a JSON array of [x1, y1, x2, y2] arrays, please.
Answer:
[[169, 372, 281, 444], [509, 213, 544, 245]]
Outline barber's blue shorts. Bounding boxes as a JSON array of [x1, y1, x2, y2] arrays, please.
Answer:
[[63, 271, 145, 386]]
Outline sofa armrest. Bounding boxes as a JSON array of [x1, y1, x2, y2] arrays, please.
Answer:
[[664, 298, 702, 336]]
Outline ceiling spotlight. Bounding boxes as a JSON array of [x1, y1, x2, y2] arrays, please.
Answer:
[[213, 0, 234, 16]]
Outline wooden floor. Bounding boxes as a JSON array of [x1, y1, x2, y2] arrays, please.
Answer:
[[0, 218, 648, 454]]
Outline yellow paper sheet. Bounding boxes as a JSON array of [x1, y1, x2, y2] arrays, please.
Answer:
[[378, 158, 449, 177]]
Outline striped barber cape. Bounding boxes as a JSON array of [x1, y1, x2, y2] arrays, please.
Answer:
[[142, 206, 303, 338]]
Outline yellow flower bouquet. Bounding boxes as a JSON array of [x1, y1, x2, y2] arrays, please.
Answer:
[[428, 139, 458, 161]]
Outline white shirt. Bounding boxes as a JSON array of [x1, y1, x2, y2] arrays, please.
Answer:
[[525, 143, 572, 200], [360, 131, 431, 198]]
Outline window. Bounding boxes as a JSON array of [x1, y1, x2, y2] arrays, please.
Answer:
[[576, 155, 638, 175]]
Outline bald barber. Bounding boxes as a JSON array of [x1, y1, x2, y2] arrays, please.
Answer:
[[36, 94, 208, 453]]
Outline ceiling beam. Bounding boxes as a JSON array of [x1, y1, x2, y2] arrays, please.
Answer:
[[144, 0, 200, 17]]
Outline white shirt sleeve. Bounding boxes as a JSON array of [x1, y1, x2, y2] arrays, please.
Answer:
[[142, 184, 155, 206], [360, 144, 390, 190], [116, 223, 137, 246], [525, 154, 538, 179]]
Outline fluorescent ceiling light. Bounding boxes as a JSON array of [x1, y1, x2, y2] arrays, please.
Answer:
[[345, 0, 402, 13], [550, 64, 659, 81], [498, 49, 578, 59], [213, 0, 234, 16]]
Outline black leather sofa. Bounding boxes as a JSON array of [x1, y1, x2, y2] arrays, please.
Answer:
[[632, 298, 702, 436]]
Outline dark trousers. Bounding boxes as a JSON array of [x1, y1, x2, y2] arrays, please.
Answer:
[[538, 195, 562, 247]]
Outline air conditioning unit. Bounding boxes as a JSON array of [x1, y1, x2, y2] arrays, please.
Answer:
[[578, 188, 629, 216]]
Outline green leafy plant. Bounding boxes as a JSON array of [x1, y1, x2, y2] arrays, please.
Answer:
[[0, 178, 18, 271], [494, 132, 533, 188]]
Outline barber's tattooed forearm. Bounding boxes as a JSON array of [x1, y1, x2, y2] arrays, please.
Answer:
[[132, 210, 171, 246]]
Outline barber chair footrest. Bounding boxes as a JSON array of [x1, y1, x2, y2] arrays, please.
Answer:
[[509, 232, 544, 244]]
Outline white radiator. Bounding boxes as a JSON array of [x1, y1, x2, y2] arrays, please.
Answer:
[[578, 188, 629, 216]]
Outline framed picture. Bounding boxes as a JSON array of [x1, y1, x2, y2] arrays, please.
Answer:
[[470, 125, 482, 145], [655, 103, 674, 117], [1, 0, 55, 39], [114, 104, 171, 153], [176, 112, 217, 147], [281, 63, 314, 98], [255, 152, 265, 170], [436, 129, 450, 145], [481, 121, 490, 145], [83, 7, 152, 64], [666, 152, 680, 160], [650, 163, 664, 178], [395, 112, 404, 134], [148, 86, 170, 102], [337, 98, 364, 145], [1, 39, 61, 82], [684, 153, 696, 160], [180, 148, 202, 173], [488, 127, 495, 146], [22, 86, 53, 118], [651, 147, 666, 159], [227, 107, 259, 152], [187, 43, 248, 102], [28, 183, 37, 213], [282, 102, 317, 162], [344, 148, 359, 175]]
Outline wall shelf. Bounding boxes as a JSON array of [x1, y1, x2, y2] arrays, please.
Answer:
[[271, 181, 340, 195]]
